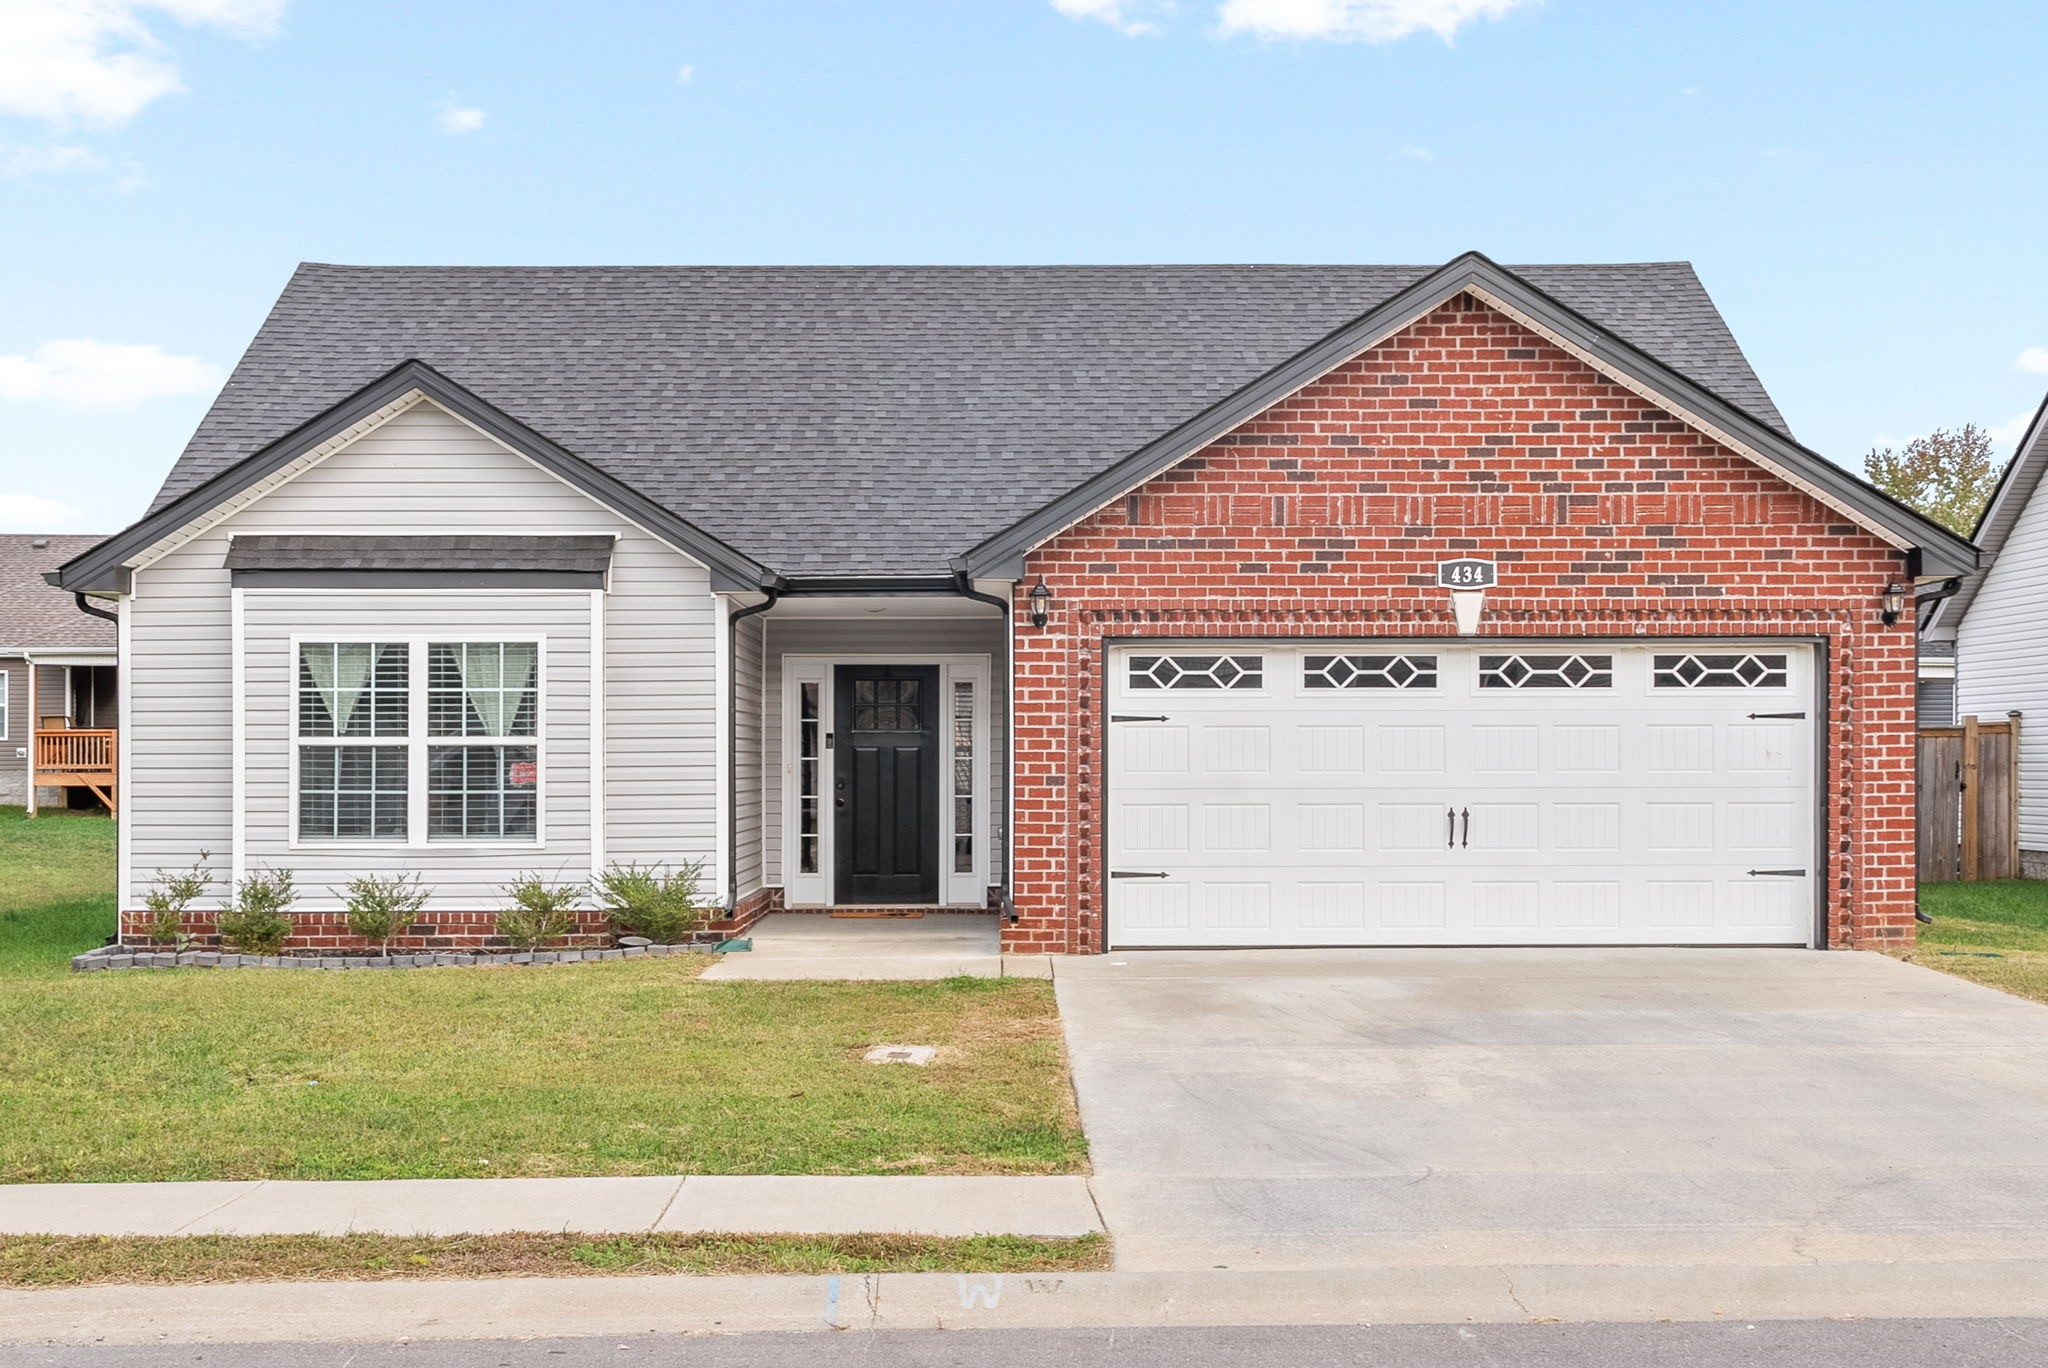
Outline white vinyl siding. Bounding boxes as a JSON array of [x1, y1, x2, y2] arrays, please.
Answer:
[[1957, 466, 2048, 856], [761, 616, 1006, 892], [123, 399, 721, 908]]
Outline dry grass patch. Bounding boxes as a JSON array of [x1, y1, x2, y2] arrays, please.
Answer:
[[0, 1231, 1111, 1288], [1905, 880, 2048, 1006]]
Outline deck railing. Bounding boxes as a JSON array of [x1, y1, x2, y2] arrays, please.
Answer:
[[31, 728, 118, 815]]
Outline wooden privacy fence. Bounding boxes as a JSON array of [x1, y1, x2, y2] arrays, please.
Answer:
[[1918, 713, 2020, 882]]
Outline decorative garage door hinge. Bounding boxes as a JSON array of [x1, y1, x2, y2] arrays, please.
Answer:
[[1746, 711, 1806, 720], [1110, 714, 1171, 723], [1110, 870, 1169, 879], [1746, 869, 1807, 877]]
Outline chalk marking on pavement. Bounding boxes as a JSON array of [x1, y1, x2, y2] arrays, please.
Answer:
[[956, 1274, 1004, 1310]]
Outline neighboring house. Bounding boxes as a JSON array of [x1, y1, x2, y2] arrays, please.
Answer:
[[0, 533, 118, 813], [51, 253, 1974, 953], [1924, 391, 2048, 876]]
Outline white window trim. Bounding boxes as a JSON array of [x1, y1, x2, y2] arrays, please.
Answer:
[[0, 665, 10, 741], [779, 654, 992, 909], [286, 634, 549, 852]]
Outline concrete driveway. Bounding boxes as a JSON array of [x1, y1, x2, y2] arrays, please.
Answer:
[[1054, 949, 2048, 1274]]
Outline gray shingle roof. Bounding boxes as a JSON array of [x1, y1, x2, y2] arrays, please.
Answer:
[[0, 534, 115, 649], [224, 534, 614, 574], [156, 262, 1792, 578]]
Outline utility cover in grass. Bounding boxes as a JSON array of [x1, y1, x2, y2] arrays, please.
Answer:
[[863, 1045, 937, 1066]]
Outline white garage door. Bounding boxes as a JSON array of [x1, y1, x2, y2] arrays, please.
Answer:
[[1106, 642, 1817, 948]]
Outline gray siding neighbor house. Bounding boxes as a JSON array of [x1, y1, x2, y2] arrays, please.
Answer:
[[0, 533, 117, 812], [1926, 391, 2048, 876]]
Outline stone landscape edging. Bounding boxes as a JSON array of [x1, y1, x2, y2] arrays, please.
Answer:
[[70, 943, 716, 973]]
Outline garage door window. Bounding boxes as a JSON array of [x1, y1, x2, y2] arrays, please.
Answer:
[[1129, 654, 1263, 690], [1478, 654, 1613, 689], [1651, 652, 1789, 688], [1304, 654, 1438, 689]]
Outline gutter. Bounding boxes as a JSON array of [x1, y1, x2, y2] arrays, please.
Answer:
[[724, 574, 788, 915], [950, 559, 1017, 925]]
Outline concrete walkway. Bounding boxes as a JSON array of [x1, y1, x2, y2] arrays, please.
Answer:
[[702, 912, 1048, 980], [0, 1175, 1103, 1240]]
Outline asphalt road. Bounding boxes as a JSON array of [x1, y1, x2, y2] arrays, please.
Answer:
[[12, 1320, 2048, 1367]]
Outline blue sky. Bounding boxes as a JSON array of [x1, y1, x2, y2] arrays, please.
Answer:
[[3, 0, 2046, 534]]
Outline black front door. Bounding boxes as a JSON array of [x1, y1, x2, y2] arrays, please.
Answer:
[[834, 665, 940, 904]]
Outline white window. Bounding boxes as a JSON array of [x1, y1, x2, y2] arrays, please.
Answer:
[[295, 640, 541, 845]]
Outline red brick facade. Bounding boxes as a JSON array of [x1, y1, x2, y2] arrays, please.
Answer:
[[1004, 295, 1916, 955]]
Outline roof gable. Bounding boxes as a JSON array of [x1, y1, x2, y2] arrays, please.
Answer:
[[140, 258, 1799, 579], [1928, 392, 2048, 634], [53, 361, 771, 594], [962, 254, 1976, 578]]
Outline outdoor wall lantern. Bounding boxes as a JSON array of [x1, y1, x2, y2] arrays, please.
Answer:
[[1880, 580, 1908, 627], [1028, 576, 1053, 628]]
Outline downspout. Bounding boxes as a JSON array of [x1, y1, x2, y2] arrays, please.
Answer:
[[73, 592, 119, 625], [949, 559, 1017, 924], [725, 575, 787, 916]]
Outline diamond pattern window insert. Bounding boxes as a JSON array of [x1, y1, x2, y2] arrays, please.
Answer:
[[1128, 655, 1264, 690], [852, 677, 923, 732], [1478, 654, 1614, 689], [1652, 653, 1790, 689], [1304, 654, 1439, 690]]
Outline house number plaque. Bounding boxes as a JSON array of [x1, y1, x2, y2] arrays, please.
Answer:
[[1437, 558, 1497, 589]]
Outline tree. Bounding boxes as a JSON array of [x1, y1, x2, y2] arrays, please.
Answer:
[[1864, 424, 2002, 536]]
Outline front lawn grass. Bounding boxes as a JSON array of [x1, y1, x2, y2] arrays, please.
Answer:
[[0, 1231, 1111, 1287], [1908, 879, 2048, 1004], [0, 806, 1086, 1182]]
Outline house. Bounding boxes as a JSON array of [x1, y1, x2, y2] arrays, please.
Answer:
[[1923, 391, 2048, 876], [1, 534, 118, 813], [51, 253, 1975, 952]]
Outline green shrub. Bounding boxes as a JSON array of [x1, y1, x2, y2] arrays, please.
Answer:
[[592, 860, 707, 944], [498, 872, 586, 950], [338, 873, 431, 955], [218, 868, 297, 956], [140, 853, 212, 947]]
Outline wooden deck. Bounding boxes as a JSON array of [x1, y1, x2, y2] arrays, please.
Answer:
[[32, 728, 117, 815]]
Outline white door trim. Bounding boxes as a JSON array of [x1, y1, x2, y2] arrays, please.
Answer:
[[779, 652, 992, 907]]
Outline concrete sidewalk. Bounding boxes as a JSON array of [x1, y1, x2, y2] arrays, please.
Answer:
[[0, 1175, 1103, 1240], [13, 1262, 2048, 1345]]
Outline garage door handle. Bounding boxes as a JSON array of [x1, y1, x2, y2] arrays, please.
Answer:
[[1460, 807, 1470, 848], [1111, 870, 1169, 879], [1447, 807, 1456, 848], [1747, 869, 1807, 877]]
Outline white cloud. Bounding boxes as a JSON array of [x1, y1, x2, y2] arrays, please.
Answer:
[[0, 141, 105, 174], [1398, 144, 1434, 160], [0, 491, 82, 529], [1991, 411, 2035, 451], [1052, 0, 1166, 36], [0, 0, 284, 129], [2016, 346, 2048, 375], [0, 338, 223, 408], [436, 101, 485, 134], [1215, 0, 1527, 42], [676, 63, 694, 83]]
